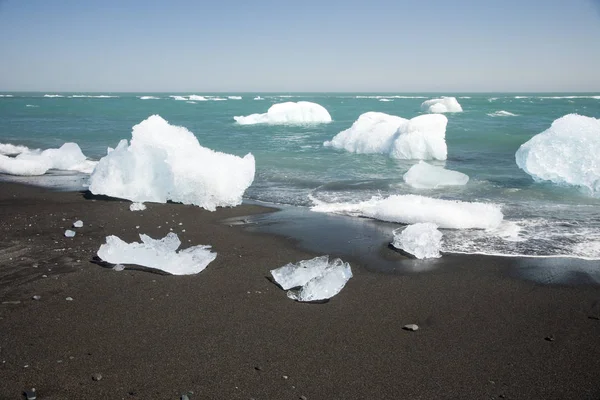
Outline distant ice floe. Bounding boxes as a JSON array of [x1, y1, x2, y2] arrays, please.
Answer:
[[254, 96, 264, 100], [354, 95, 427, 99], [139, 96, 160, 100], [0, 142, 95, 176], [89, 114, 255, 211], [391, 223, 442, 259], [403, 161, 469, 189], [324, 112, 448, 160], [488, 110, 518, 117], [421, 97, 463, 113], [188, 95, 208, 101], [228, 96, 242, 100], [70, 95, 118, 98], [43, 94, 64, 98], [310, 194, 503, 229], [97, 232, 216, 275], [270, 256, 353, 302], [515, 114, 600, 196], [234, 101, 332, 125], [0, 94, 14, 97], [26, 104, 39, 108], [0, 143, 36, 156], [170, 95, 188, 101], [379, 98, 392, 102]]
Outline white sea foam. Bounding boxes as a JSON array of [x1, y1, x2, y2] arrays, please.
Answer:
[[0, 143, 90, 176], [234, 101, 332, 125], [421, 97, 463, 113], [25, 104, 38, 108], [488, 110, 518, 117], [538, 96, 600, 99], [379, 98, 392, 102], [0, 95, 14, 97], [188, 95, 208, 101], [70, 95, 118, 98], [310, 194, 503, 229], [89, 115, 255, 210], [97, 232, 216, 275], [228, 96, 242, 100], [355, 95, 426, 99], [186, 101, 197, 104], [324, 112, 448, 160], [170, 95, 187, 101], [515, 114, 600, 196], [139, 96, 160, 100], [403, 161, 469, 189], [43, 94, 64, 98], [391, 223, 443, 259]]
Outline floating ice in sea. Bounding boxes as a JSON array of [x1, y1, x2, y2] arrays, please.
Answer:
[[310, 194, 503, 229], [97, 232, 216, 275], [89, 115, 255, 210], [515, 114, 600, 196], [170, 95, 187, 101], [64, 230, 76, 237], [391, 223, 443, 259], [403, 161, 469, 189], [324, 112, 448, 160], [73, 220, 83, 228], [188, 95, 208, 101], [139, 96, 159, 100], [254, 96, 264, 100], [487, 110, 518, 117], [234, 101, 332, 125], [0, 143, 91, 176], [130, 202, 146, 211], [228, 96, 242, 100], [421, 97, 463, 113], [270, 256, 352, 302]]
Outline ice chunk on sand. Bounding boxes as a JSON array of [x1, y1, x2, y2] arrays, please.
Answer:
[[72, 220, 83, 228], [516, 114, 600, 196], [97, 232, 216, 275], [0, 143, 35, 156], [310, 194, 503, 230], [391, 223, 443, 259], [234, 101, 332, 125], [403, 161, 469, 189], [324, 112, 448, 160], [88, 115, 255, 211], [130, 202, 146, 211], [270, 256, 352, 302], [0, 142, 89, 176], [64, 230, 76, 237], [421, 97, 463, 113]]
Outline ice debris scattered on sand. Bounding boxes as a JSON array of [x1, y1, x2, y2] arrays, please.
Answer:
[[403, 161, 469, 189], [516, 114, 600, 196], [324, 112, 448, 160], [88, 115, 255, 211], [270, 256, 353, 302], [64, 230, 76, 238], [234, 101, 332, 125], [97, 232, 216, 275], [130, 202, 146, 211], [0, 142, 95, 176], [310, 194, 503, 230], [72, 220, 83, 228], [391, 223, 443, 259], [421, 97, 463, 113]]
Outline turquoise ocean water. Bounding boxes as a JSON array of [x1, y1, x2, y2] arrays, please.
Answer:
[[1, 92, 599, 260]]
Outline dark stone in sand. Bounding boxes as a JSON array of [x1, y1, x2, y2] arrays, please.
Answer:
[[544, 335, 555, 342], [254, 365, 263, 371], [23, 389, 36, 400], [91, 373, 102, 381]]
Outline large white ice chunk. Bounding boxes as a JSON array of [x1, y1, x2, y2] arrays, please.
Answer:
[[97, 232, 216, 275], [270, 256, 353, 302], [0, 142, 89, 176], [234, 101, 332, 125], [0, 143, 34, 156], [88, 115, 255, 211], [310, 194, 503, 229], [403, 161, 469, 189], [324, 112, 448, 160], [515, 114, 600, 196], [421, 97, 463, 113], [391, 223, 443, 259]]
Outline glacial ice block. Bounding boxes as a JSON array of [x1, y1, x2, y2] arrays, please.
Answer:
[[391, 223, 443, 259], [97, 232, 216, 275], [234, 101, 332, 125], [403, 161, 469, 189], [270, 256, 352, 302], [421, 97, 463, 113], [88, 115, 255, 210], [324, 112, 448, 160], [515, 114, 600, 196], [0, 142, 89, 176]]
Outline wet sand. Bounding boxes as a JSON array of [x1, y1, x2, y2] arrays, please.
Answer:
[[0, 182, 599, 399]]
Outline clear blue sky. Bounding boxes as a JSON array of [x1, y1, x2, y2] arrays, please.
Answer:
[[1, 0, 599, 92]]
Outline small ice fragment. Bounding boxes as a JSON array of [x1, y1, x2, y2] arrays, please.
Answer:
[[32, 295, 41, 300], [65, 297, 73, 301], [391, 223, 443, 259], [403, 161, 469, 189], [64, 230, 76, 238], [72, 220, 83, 228], [113, 264, 125, 271], [130, 202, 146, 211], [403, 324, 419, 331]]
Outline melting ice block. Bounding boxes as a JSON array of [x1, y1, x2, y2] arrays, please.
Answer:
[[97, 232, 216, 275], [403, 161, 469, 189], [0, 142, 90, 176], [234, 101, 332, 125], [270, 256, 353, 302], [310, 194, 503, 230], [72, 220, 83, 228], [324, 112, 448, 160], [89, 115, 255, 210], [516, 114, 600, 196], [421, 97, 463, 113], [130, 202, 146, 211], [391, 223, 443, 259]]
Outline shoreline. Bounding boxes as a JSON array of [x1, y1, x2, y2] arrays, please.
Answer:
[[1, 182, 599, 399]]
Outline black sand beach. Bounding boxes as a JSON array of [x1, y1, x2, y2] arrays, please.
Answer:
[[1, 182, 599, 399]]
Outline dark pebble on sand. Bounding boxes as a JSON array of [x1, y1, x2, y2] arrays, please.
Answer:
[[544, 335, 555, 342], [23, 389, 36, 400], [91, 373, 102, 381], [254, 366, 263, 371]]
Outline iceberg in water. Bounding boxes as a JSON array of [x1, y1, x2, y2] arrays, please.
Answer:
[[97, 232, 216, 275], [324, 112, 448, 160], [89, 115, 255, 211], [515, 114, 600, 196], [403, 161, 469, 189], [421, 97, 463, 113], [270, 256, 353, 302], [488, 110, 518, 117], [391, 223, 443, 259], [310, 194, 503, 229], [0, 142, 92, 176], [234, 101, 332, 125]]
